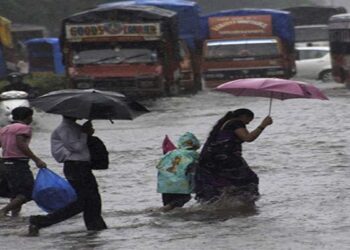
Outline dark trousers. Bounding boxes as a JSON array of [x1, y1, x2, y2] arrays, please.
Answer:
[[162, 193, 191, 208], [31, 161, 107, 230]]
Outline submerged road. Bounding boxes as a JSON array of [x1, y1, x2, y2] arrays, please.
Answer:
[[0, 79, 349, 250]]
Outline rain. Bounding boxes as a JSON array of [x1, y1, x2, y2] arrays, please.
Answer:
[[0, 1, 350, 249]]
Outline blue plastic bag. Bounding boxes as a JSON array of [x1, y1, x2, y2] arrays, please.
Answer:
[[32, 168, 77, 213]]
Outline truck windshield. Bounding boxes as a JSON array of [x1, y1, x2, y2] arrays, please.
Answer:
[[73, 48, 158, 65], [205, 39, 280, 60]]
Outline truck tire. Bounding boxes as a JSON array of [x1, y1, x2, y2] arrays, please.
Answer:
[[160, 78, 168, 97], [193, 73, 203, 92], [319, 70, 332, 82], [166, 81, 180, 96]]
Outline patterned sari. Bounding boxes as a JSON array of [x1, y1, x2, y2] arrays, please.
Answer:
[[195, 120, 259, 203]]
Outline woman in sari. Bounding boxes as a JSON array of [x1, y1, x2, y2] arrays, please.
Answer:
[[195, 109, 272, 204]]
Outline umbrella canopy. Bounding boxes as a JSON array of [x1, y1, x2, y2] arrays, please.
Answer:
[[215, 78, 328, 114], [30, 89, 149, 120]]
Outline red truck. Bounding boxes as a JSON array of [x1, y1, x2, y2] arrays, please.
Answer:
[[200, 9, 296, 89], [60, 5, 182, 98]]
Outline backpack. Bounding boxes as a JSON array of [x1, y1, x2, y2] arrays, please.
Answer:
[[87, 136, 109, 170]]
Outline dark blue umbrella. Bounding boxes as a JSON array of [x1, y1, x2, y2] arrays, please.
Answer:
[[31, 89, 149, 121]]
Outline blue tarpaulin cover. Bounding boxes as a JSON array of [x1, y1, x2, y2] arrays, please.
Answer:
[[99, 0, 202, 50]]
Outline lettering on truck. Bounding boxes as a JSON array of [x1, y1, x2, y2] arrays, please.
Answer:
[[66, 22, 161, 41], [209, 16, 272, 38]]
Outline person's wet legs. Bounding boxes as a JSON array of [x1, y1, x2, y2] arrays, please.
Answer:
[[0, 195, 26, 217], [160, 193, 191, 212], [28, 163, 107, 235], [81, 170, 107, 230]]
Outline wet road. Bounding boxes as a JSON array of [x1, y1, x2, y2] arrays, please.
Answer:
[[0, 79, 349, 250]]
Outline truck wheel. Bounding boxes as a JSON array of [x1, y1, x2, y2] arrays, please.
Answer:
[[192, 73, 202, 92], [158, 78, 167, 97], [319, 70, 333, 82], [167, 81, 180, 96]]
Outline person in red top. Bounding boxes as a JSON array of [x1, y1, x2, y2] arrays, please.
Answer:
[[0, 107, 46, 217]]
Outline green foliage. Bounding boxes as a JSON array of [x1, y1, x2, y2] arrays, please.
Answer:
[[26, 73, 68, 95], [0, 73, 68, 96]]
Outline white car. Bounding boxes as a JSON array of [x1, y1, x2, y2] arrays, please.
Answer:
[[295, 46, 332, 82]]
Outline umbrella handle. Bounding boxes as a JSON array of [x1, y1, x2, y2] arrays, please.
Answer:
[[268, 96, 273, 116]]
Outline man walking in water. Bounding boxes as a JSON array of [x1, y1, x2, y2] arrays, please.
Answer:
[[28, 116, 107, 236]]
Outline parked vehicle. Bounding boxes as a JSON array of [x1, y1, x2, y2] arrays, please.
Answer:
[[0, 45, 7, 78], [283, 6, 346, 47], [328, 13, 350, 87], [0, 90, 30, 125], [200, 9, 296, 89], [0, 16, 14, 77], [295, 46, 332, 82], [99, 0, 203, 93], [25, 38, 65, 75], [60, 5, 182, 98], [294, 25, 329, 47]]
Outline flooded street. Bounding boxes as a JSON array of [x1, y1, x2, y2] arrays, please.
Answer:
[[0, 79, 349, 250]]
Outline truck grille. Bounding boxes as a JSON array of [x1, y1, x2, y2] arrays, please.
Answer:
[[94, 78, 138, 89]]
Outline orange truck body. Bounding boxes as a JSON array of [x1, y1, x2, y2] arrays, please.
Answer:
[[201, 10, 296, 88], [60, 5, 182, 98]]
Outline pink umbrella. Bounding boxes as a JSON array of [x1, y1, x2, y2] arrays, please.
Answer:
[[215, 78, 329, 114]]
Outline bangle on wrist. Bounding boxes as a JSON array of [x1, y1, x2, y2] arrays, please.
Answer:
[[258, 126, 265, 131]]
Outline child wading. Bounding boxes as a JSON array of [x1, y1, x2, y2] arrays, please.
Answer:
[[156, 132, 200, 212]]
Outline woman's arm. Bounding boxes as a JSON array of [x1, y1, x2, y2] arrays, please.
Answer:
[[16, 135, 46, 168], [235, 116, 273, 142]]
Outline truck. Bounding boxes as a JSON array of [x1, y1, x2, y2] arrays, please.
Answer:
[[200, 9, 296, 89], [0, 16, 14, 78], [283, 5, 347, 47], [25, 37, 65, 75], [60, 4, 182, 98], [328, 13, 350, 87], [99, 0, 203, 93]]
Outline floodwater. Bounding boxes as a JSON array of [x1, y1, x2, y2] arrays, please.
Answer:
[[0, 79, 349, 250]]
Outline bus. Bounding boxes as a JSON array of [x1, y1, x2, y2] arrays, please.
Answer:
[[328, 14, 350, 87], [283, 6, 347, 47]]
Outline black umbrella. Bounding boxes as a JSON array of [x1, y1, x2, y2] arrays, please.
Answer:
[[30, 89, 149, 120]]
